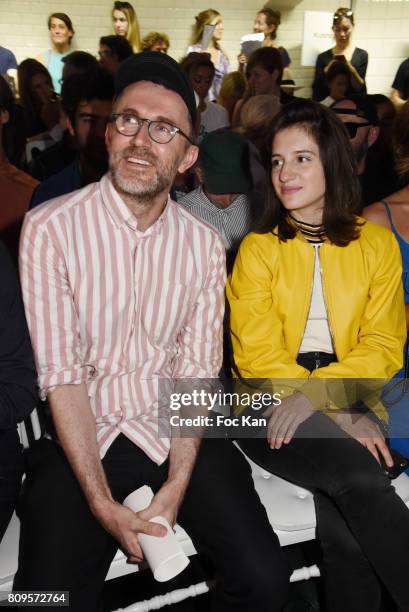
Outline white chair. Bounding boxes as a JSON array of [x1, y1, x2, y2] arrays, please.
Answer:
[[2, 411, 409, 612]]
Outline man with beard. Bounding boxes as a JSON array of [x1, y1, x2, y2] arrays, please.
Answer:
[[31, 67, 114, 207], [330, 95, 397, 207], [15, 52, 289, 612]]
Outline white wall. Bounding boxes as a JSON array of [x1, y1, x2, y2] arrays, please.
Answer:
[[0, 0, 408, 97]]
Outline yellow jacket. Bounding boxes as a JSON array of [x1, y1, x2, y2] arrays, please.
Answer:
[[226, 219, 406, 417]]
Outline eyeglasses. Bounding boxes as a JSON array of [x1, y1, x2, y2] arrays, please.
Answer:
[[343, 121, 371, 139], [109, 113, 194, 144]]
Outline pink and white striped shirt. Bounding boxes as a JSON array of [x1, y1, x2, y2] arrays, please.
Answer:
[[19, 174, 226, 464]]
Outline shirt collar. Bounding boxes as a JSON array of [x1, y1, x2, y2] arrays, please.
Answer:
[[100, 173, 170, 235], [199, 186, 249, 213]]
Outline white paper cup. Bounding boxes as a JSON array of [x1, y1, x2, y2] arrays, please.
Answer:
[[123, 486, 190, 582]]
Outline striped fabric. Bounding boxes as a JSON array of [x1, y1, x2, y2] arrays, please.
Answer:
[[289, 214, 325, 244], [19, 174, 226, 464], [178, 186, 252, 252]]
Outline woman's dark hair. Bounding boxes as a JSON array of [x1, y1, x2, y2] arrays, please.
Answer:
[[255, 100, 362, 246], [325, 60, 352, 84], [0, 76, 26, 166], [17, 59, 53, 114], [246, 47, 283, 84], [100, 35, 133, 62], [333, 7, 354, 27], [180, 52, 215, 77], [47, 12, 75, 41], [258, 8, 281, 41]]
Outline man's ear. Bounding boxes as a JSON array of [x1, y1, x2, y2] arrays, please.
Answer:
[[0, 109, 10, 125], [178, 144, 199, 174], [66, 116, 75, 138], [368, 125, 380, 148]]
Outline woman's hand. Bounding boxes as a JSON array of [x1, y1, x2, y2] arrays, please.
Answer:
[[333, 412, 393, 466], [264, 392, 314, 449]]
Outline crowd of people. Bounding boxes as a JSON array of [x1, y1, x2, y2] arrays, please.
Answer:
[[1, 3, 409, 612]]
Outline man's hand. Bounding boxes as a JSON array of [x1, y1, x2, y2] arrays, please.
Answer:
[[333, 412, 393, 467], [94, 499, 167, 563], [264, 392, 314, 449], [139, 479, 185, 529]]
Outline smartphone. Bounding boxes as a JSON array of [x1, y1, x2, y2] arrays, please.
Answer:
[[380, 448, 409, 479], [334, 54, 347, 63]]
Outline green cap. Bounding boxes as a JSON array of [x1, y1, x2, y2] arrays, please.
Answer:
[[199, 130, 253, 194]]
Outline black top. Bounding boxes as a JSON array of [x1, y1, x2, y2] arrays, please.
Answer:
[[392, 58, 409, 100], [312, 47, 368, 102], [0, 241, 37, 430]]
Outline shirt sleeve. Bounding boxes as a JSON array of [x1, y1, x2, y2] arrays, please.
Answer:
[[19, 214, 95, 400], [172, 232, 226, 379], [0, 241, 37, 429]]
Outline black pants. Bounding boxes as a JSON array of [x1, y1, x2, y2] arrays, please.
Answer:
[[0, 429, 24, 542], [14, 435, 290, 612], [239, 351, 409, 612]]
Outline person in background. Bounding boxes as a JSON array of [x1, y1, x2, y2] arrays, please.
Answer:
[[239, 8, 291, 71], [111, 1, 140, 53], [61, 51, 99, 83], [187, 9, 230, 101], [140, 32, 170, 54], [363, 100, 409, 471], [233, 47, 286, 127], [98, 35, 133, 76], [37, 13, 75, 95], [31, 68, 114, 208], [0, 46, 17, 76], [182, 53, 229, 139], [218, 71, 249, 125], [227, 100, 409, 612], [0, 77, 38, 259], [391, 57, 409, 108], [320, 60, 352, 107], [0, 240, 37, 544], [17, 59, 60, 139], [178, 130, 254, 264], [235, 93, 280, 163], [369, 93, 396, 153], [312, 7, 368, 102]]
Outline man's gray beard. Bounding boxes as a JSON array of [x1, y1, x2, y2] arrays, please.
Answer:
[[109, 147, 177, 202]]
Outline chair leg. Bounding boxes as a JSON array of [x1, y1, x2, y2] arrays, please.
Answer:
[[110, 580, 210, 612]]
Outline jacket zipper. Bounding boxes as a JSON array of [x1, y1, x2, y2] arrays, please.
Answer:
[[295, 244, 315, 357], [318, 246, 338, 360]]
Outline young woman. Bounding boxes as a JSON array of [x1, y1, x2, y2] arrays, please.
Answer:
[[239, 8, 291, 71], [186, 9, 230, 101], [227, 100, 409, 612], [17, 59, 60, 138], [312, 7, 368, 101], [364, 100, 409, 470], [111, 1, 140, 52], [38, 13, 74, 94]]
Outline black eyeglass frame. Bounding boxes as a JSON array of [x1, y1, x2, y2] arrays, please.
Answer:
[[109, 112, 194, 145]]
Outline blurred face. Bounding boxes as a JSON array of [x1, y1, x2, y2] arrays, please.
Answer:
[[271, 126, 326, 225], [69, 99, 112, 170], [31, 73, 54, 103], [332, 17, 353, 46], [191, 66, 214, 99], [106, 81, 197, 202], [113, 9, 128, 36], [211, 17, 224, 41], [328, 74, 350, 101], [253, 12, 275, 37], [247, 65, 277, 96], [150, 40, 168, 53], [98, 44, 119, 75], [49, 17, 73, 47]]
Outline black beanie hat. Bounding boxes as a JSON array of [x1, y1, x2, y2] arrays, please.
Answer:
[[115, 51, 197, 127]]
